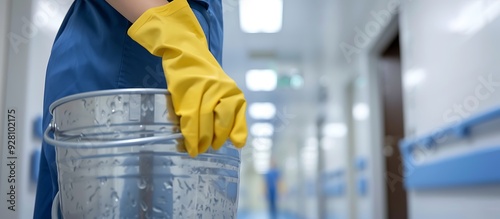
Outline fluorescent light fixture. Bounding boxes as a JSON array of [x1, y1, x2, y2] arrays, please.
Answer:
[[252, 137, 273, 151], [249, 102, 277, 119], [246, 69, 278, 91], [250, 123, 274, 137], [322, 123, 347, 138], [353, 103, 370, 121], [239, 0, 283, 33]]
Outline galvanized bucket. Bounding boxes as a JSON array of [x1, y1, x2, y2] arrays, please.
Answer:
[[44, 89, 241, 219]]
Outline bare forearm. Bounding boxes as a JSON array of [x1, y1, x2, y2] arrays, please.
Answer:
[[106, 0, 168, 22]]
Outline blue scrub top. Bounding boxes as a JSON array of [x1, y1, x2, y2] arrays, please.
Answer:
[[33, 0, 224, 218]]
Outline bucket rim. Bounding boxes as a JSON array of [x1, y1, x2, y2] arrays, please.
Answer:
[[49, 88, 170, 114]]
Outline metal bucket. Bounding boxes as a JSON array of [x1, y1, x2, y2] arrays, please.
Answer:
[[44, 89, 241, 219]]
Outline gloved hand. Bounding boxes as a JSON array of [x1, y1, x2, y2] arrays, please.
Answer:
[[128, 0, 247, 157]]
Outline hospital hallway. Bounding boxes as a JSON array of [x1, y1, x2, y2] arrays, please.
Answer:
[[2, 0, 500, 218]]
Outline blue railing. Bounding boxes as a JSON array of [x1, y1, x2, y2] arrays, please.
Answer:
[[399, 106, 500, 189]]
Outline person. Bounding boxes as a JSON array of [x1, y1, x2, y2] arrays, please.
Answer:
[[33, 0, 248, 218], [264, 162, 281, 219]]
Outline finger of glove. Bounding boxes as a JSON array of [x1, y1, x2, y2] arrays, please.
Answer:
[[166, 95, 180, 126], [179, 112, 199, 157], [212, 99, 236, 150], [229, 100, 248, 148], [197, 107, 214, 155], [164, 95, 186, 152]]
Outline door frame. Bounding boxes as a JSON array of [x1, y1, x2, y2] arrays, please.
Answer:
[[359, 12, 400, 219]]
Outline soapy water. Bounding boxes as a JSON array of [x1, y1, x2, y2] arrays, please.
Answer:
[[54, 93, 240, 218]]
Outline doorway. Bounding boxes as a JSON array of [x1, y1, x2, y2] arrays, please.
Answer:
[[378, 34, 407, 219]]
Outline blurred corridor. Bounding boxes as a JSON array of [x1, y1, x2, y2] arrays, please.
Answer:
[[2, 0, 500, 218]]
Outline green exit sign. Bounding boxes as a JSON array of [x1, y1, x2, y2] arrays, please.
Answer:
[[277, 75, 303, 89]]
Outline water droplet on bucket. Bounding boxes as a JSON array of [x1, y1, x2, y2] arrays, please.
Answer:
[[152, 206, 163, 213], [140, 200, 148, 211], [88, 187, 100, 202], [111, 190, 119, 202], [163, 181, 172, 190], [110, 101, 116, 112], [177, 179, 184, 189], [158, 196, 167, 204], [106, 119, 112, 127], [137, 178, 147, 189]]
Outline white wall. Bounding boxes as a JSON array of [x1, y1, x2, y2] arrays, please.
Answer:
[[400, 0, 500, 137], [400, 0, 500, 218], [0, 0, 10, 137]]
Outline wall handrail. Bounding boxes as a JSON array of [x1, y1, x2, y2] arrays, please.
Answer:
[[399, 107, 500, 158], [399, 106, 500, 189]]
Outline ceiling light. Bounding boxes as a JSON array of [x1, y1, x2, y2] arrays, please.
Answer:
[[239, 0, 283, 33], [246, 69, 278, 91], [250, 123, 274, 137], [249, 102, 276, 119]]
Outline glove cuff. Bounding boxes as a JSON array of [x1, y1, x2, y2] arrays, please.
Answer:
[[127, 0, 201, 56]]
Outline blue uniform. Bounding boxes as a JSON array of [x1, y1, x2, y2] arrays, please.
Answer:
[[33, 0, 223, 218], [265, 168, 280, 219]]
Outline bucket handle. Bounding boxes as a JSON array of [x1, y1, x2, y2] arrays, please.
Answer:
[[51, 191, 60, 219], [44, 123, 183, 148]]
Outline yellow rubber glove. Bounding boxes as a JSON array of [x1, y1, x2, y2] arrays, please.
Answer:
[[128, 0, 247, 157]]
